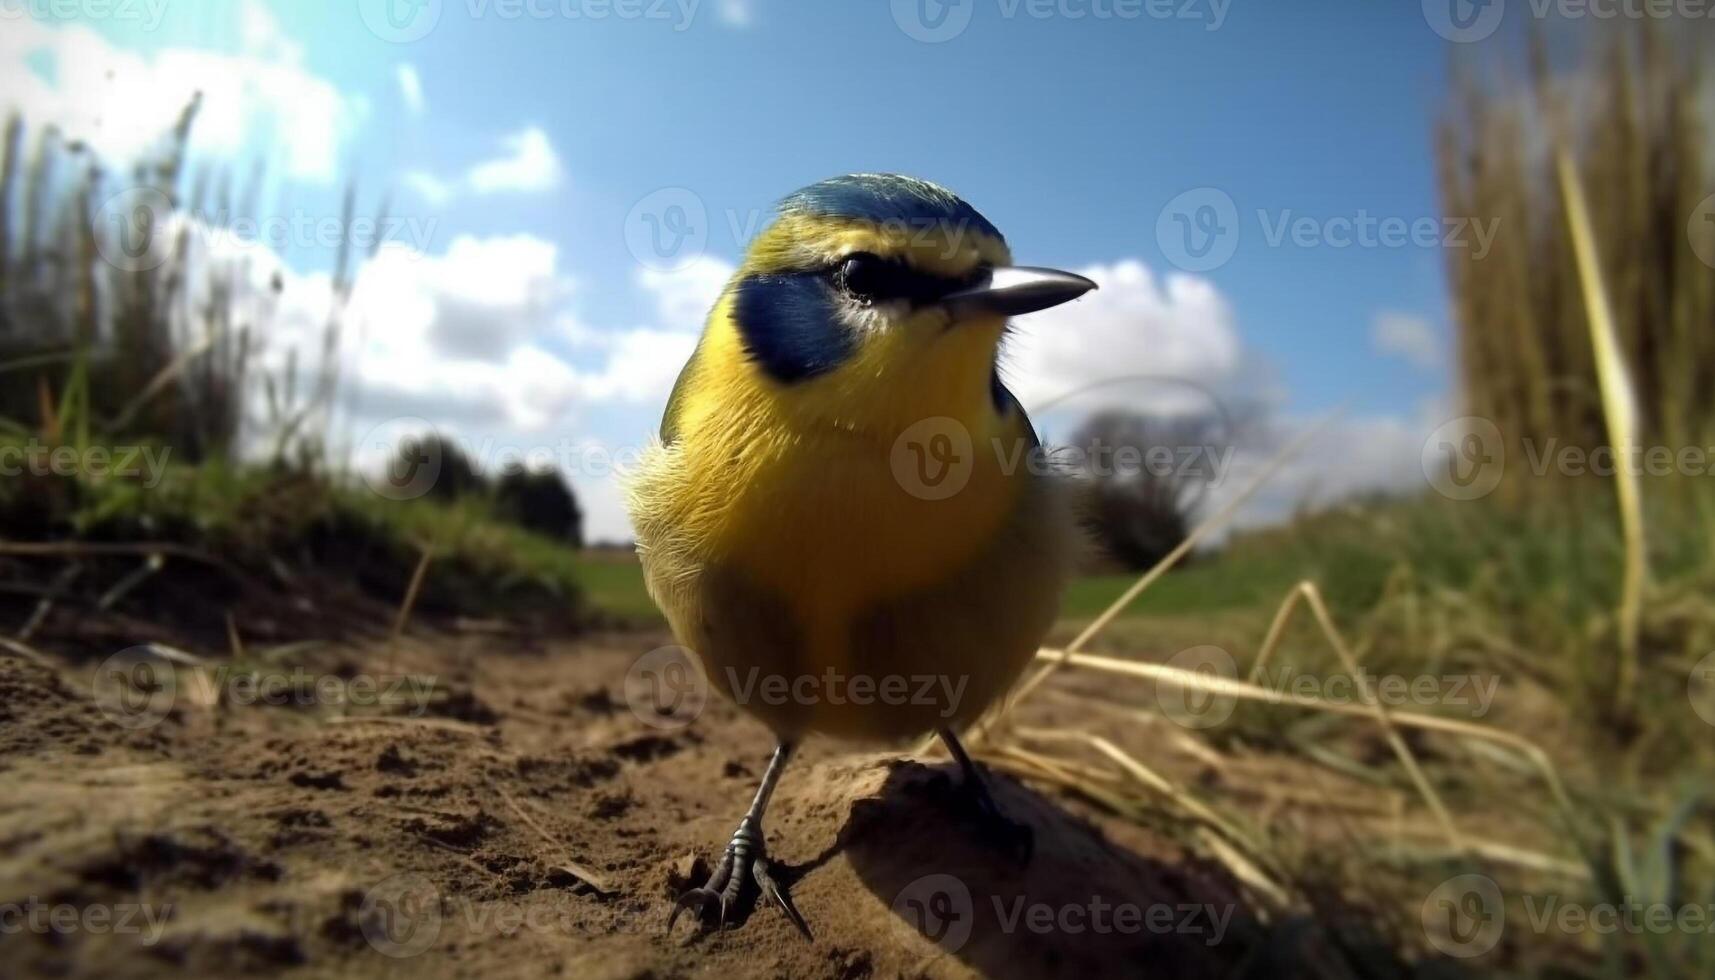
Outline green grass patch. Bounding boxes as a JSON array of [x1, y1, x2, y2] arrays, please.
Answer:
[[567, 552, 662, 625], [0, 453, 594, 637]]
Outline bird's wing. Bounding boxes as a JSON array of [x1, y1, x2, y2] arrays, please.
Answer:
[[658, 338, 704, 445]]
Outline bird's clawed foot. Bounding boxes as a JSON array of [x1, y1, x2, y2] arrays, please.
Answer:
[[669, 815, 812, 941], [951, 768, 1035, 866], [938, 727, 1035, 866]]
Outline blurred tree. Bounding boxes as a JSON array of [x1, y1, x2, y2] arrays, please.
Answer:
[[1068, 409, 1239, 571], [392, 434, 484, 501], [495, 464, 584, 546]]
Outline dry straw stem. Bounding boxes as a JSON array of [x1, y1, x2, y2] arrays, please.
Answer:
[[1555, 148, 1648, 716], [952, 410, 1596, 908], [385, 545, 435, 672], [1002, 410, 1345, 715], [493, 782, 615, 894]]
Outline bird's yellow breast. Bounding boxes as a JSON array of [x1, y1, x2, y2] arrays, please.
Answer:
[[639, 310, 1027, 663]]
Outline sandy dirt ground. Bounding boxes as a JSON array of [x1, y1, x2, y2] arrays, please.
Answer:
[[1, 626, 1416, 979]]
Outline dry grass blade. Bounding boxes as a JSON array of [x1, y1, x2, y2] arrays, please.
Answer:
[[0, 635, 59, 670], [1001, 728, 1294, 908], [1555, 147, 1647, 717], [386, 545, 435, 672], [104, 330, 219, 434], [1030, 645, 1581, 842], [493, 783, 614, 894], [1014, 727, 1252, 845], [1000, 409, 1344, 720], [95, 553, 165, 610], [1238, 581, 1464, 849], [16, 562, 80, 641]]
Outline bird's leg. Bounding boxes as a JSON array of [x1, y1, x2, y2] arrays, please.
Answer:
[[938, 727, 1034, 865], [669, 740, 812, 940]]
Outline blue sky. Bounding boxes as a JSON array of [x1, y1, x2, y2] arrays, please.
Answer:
[[9, 0, 1527, 539]]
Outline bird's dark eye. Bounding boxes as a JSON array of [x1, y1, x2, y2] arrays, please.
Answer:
[[833, 251, 961, 306], [836, 252, 890, 298]]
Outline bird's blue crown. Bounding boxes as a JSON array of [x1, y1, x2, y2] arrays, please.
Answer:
[[778, 174, 1004, 243]]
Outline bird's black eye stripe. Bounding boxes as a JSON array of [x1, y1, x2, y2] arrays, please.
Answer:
[[831, 252, 981, 306]]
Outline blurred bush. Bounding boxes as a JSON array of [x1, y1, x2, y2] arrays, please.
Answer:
[[495, 464, 584, 546], [1068, 408, 1238, 570], [388, 436, 585, 546]]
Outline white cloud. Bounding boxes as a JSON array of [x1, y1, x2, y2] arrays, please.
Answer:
[[467, 126, 562, 194], [250, 236, 718, 467], [550, 258, 731, 398], [239, 0, 301, 64], [333, 237, 576, 429], [396, 63, 425, 116], [635, 255, 734, 329], [403, 126, 564, 203], [402, 171, 455, 206], [1204, 401, 1445, 534], [0, 7, 360, 183], [1371, 311, 1442, 371], [1003, 259, 1246, 416]]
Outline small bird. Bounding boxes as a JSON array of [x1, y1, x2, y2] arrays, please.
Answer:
[[627, 174, 1094, 939]]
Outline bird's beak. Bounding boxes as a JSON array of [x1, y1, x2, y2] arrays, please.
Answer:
[[941, 266, 1097, 319]]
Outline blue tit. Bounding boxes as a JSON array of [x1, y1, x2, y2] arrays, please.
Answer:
[[627, 174, 1094, 938]]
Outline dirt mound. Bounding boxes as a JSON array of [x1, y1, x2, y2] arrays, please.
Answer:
[[0, 633, 1370, 979]]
